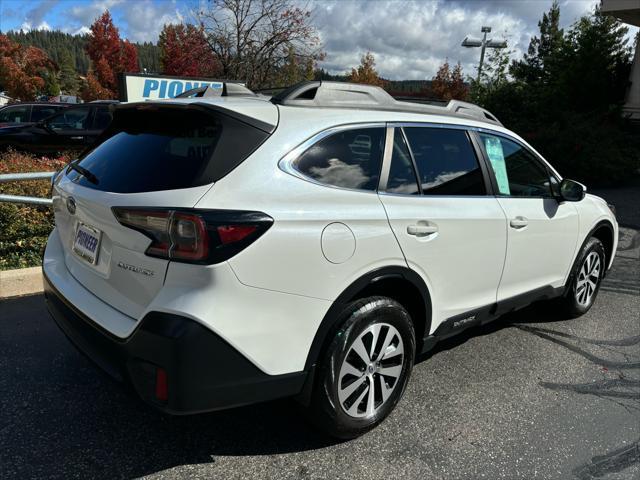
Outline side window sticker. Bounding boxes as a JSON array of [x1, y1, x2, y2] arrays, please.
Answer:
[[484, 136, 510, 195]]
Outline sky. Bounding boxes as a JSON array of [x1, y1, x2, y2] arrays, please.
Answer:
[[0, 0, 637, 80]]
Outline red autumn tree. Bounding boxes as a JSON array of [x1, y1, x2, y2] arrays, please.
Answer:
[[159, 23, 219, 77], [83, 10, 138, 99], [431, 60, 468, 101], [0, 34, 56, 100]]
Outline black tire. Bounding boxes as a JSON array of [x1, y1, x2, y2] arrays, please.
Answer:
[[559, 237, 606, 318], [307, 296, 415, 439]]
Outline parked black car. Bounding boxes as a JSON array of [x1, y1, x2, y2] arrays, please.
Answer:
[[0, 102, 71, 127], [0, 103, 113, 155]]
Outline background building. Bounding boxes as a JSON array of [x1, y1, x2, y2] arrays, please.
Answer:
[[602, 0, 640, 120]]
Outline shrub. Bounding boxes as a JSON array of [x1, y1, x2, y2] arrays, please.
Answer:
[[0, 150, 69, 270]]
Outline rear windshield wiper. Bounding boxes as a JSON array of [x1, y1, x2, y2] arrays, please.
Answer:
[[67, 160, 99, 185]]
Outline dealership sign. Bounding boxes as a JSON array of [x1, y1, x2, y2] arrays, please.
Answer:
[[118, 73, 238, 102]]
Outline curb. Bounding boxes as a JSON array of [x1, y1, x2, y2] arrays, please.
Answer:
[[0, 267, 43, 299]]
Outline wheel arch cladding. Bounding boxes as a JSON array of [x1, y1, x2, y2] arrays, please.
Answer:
[[590, 221, 614, 269], [304, 266, 432, 371]]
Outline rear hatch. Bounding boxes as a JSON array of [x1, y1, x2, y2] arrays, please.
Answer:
[[52, 100, 276, 319]]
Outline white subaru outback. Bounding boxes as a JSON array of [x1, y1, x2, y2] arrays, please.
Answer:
[[43, 81, 618, 439]]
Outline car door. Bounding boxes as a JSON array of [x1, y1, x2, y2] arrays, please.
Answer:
[[84, 105, 113, 147], [474, 132, 579, 301], [41, 106, 93, 153], [378, 125, 507, 330], [31, 105, 67, 123]]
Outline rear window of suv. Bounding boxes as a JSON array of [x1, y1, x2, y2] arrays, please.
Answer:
[[67, 105, 270, 193]]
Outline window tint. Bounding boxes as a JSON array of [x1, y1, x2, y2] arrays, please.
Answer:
[[0, 106, 30, 123], [294, 128, 384, 191], [92, 107, 112, 130], [31, 106, 63, 122], [404, 127, 485, 195], [68, 107, 268, 193], [46, 108, 90, 131], [386, 129, 419, 194], [479, 133, 553, 197]]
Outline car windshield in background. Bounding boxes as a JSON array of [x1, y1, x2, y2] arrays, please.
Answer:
[[67, 107, 269, 193]]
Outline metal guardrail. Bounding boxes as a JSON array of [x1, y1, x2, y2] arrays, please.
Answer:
[[0, 172, 55, 206]]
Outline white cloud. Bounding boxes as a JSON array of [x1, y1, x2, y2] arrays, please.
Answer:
[[20, 20, 52, 32], [69, 0, 124, 26], [122, 0, 184, 42], [313, 0, 603, 80]]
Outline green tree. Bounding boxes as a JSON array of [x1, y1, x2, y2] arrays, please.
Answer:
[[472, 3, 638, 186], [58, 50, 79, 94], [557, 6, 631, 113], [43, 70, 60, 96], [511, 0, 564, 84]]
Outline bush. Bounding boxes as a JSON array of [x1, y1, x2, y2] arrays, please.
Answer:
[[0, 150, 69, 270]]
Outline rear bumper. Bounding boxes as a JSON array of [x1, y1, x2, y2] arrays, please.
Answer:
[[43, 271, 306, 414]]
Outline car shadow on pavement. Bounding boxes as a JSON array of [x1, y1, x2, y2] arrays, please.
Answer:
[[0, 295, 339, 480]]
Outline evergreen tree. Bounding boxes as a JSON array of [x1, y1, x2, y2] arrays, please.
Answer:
[[511, 0, 564, 83], [59, 50, 79, 94]]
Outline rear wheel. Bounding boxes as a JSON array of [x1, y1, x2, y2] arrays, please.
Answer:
[[559, 237, 606, 317], [308, 296, 415, 439]]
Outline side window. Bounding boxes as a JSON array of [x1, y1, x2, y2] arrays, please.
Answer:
[[0, 106, 30, 123], [46, 108, 90, 131], [386, 129, 419, 194], [31, 106, 63, 123], [294, 127, 385, 191], [92, 107, 113, 130], [479, 133, 553, 197], [403, 127, 486, 195]]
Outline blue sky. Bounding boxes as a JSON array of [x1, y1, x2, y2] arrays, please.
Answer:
[[0, 0, 636, 79]]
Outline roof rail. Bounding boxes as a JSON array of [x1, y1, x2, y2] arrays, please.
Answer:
[[270, 81, 502, 126], [175, 82, 256, 99]]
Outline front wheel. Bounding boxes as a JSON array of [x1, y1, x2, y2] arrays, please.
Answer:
[[559, 237, 606, 317], [307, 296, 415, 439]]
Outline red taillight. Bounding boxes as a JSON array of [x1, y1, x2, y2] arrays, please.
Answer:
[[217, 225, 257, 244], [112, 208, 273, 264], [155, 367, 168, 402], [171, 212, 209, 260]]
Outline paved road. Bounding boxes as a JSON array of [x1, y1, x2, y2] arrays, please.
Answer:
[[1, 229, 638, 479]]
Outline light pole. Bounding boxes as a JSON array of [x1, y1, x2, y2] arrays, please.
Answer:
[[462, 26, 507, 82]]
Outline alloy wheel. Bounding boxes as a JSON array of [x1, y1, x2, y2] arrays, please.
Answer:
[[337, 322, 404, 419], [575, 251, 601, 306]]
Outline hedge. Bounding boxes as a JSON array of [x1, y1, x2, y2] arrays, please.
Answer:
[[0, 150, 69, 270]]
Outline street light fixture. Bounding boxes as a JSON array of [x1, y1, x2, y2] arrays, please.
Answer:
[[462, 26, 507, 82]]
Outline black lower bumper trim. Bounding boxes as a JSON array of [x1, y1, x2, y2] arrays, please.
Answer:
[[43, 270, 306, 414]]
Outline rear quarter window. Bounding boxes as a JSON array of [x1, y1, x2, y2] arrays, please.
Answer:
[[293, 127, 385, 191]]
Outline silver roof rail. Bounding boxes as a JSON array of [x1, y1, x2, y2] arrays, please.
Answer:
[[270, 81, 502, 126]]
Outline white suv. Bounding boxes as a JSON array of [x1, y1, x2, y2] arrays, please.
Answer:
[[43, 82, 618, 438]]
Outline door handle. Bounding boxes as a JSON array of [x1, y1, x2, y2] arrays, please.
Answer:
[[70, 136, 84, 140], [510, 216, 529, 229], [407, 224, 438, 237]]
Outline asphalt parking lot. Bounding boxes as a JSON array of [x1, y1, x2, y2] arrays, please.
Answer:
[[1, 191, 638, 479]]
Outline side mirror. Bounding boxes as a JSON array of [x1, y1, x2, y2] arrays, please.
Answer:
[[560, 178, 586, 202]]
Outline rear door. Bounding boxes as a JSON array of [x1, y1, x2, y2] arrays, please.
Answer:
[[52, 102, 273, 319], [41, 106, 93, 152], [378, 125, 507, 328], [474, 132, 579, 300]]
